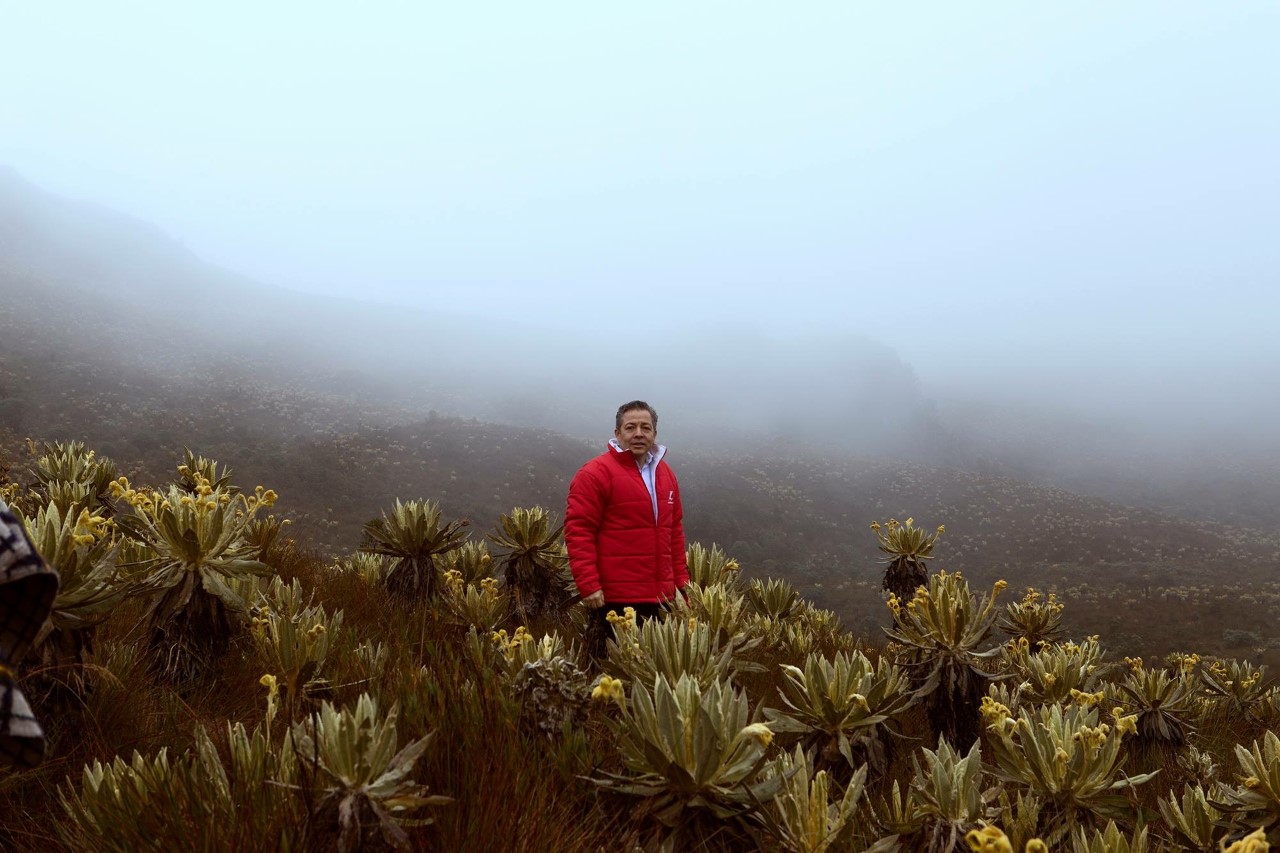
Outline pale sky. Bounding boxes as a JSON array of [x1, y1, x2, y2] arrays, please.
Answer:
[[3, 2, 1278, 417]]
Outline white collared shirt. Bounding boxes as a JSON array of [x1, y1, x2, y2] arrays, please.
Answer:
[[610, 438, 664, 520]]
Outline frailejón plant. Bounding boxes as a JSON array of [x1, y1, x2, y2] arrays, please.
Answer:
[[758, 746, 869, 853], [605, 609, 754, 690], [884, 571, 1006, 746], [765, 650, 913, 775], [250, 576, 344, 719], [747, 577, 802, 620], [1070, 821, 1151, 853], [360, 498, 468, 602], [111, 470, 276, 678], [1220, 729, 1280, 839], [488, 506, 570, 622], [872, 517, 943, 601], [290, 694, 451, 852], [1110, 665, 1199, 746], [912, 739, 993, 853], [1156, 783, 1227, 850], [34, 440, 119, 512], [441, 572, 508, 633], [1003, 637, 1105, 707], [593, 673, 785, 843], [437, 539, 494, 585], [19, 503, 128, 679], [986, 703, 1155, 839], [685, 542, 742, 588], [999, 588, 1066, 648]]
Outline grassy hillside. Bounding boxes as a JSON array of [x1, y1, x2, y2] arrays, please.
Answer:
[[2, 446, 1279, 851], [2, 313, 1277, 666], [3, 228, 1278, 665], [4, 171, 1280, 851]]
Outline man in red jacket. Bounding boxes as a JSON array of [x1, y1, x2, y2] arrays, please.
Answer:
[[566, 401, 688, 647]]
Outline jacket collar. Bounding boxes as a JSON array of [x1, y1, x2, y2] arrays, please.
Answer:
[[608, 438, 667, 467]]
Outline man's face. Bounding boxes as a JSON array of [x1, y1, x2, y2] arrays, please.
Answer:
[[615, 408, 656, 460]]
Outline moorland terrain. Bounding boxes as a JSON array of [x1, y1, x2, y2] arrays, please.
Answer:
[[2, 166, 1278, 664], [4, 169, 1280, 851]]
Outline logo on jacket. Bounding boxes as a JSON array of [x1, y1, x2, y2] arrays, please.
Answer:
[[667, 490, 675, 505]]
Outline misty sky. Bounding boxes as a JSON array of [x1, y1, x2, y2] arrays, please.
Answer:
[[3, 2, 1278, 419]]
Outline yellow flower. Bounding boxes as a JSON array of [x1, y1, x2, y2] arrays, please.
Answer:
[[965, 824, 1013, 853], [1243, 776, 1261, 788], [259, 673, 279, 695], [606, 607, 637, 627], [75, 508, 109, 539], [993, 579, 1008, 594], [980, 696, 1013, 734], [1077, 724, 1109, 749], [869, 521, 881, 531], [1024, 841, 1048, 853], [1222, 827, 1269, 853], [1114, 714, 1138, 737], [591, 675, 625, 705], [936, 524, 945, 534], [740, 723, 773, 748]]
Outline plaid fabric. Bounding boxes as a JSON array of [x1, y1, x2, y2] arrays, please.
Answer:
[[0, 498, 59, 770]]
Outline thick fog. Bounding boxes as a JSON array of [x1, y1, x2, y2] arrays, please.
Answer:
[[2, 3, 1278, 525]]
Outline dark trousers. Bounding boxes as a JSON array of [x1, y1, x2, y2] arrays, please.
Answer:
[[585, 601, 664, 660]]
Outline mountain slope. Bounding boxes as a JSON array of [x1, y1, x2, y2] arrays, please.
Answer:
[[2, 167, 1278, 661]]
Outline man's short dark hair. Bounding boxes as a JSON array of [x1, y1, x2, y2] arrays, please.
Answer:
[[615, 400, 658, 430]]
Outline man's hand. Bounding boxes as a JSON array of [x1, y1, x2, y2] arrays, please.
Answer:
[[583, 590, 605, 609]]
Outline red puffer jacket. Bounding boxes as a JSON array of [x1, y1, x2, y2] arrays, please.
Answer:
[[565, 443, 688, 603]]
